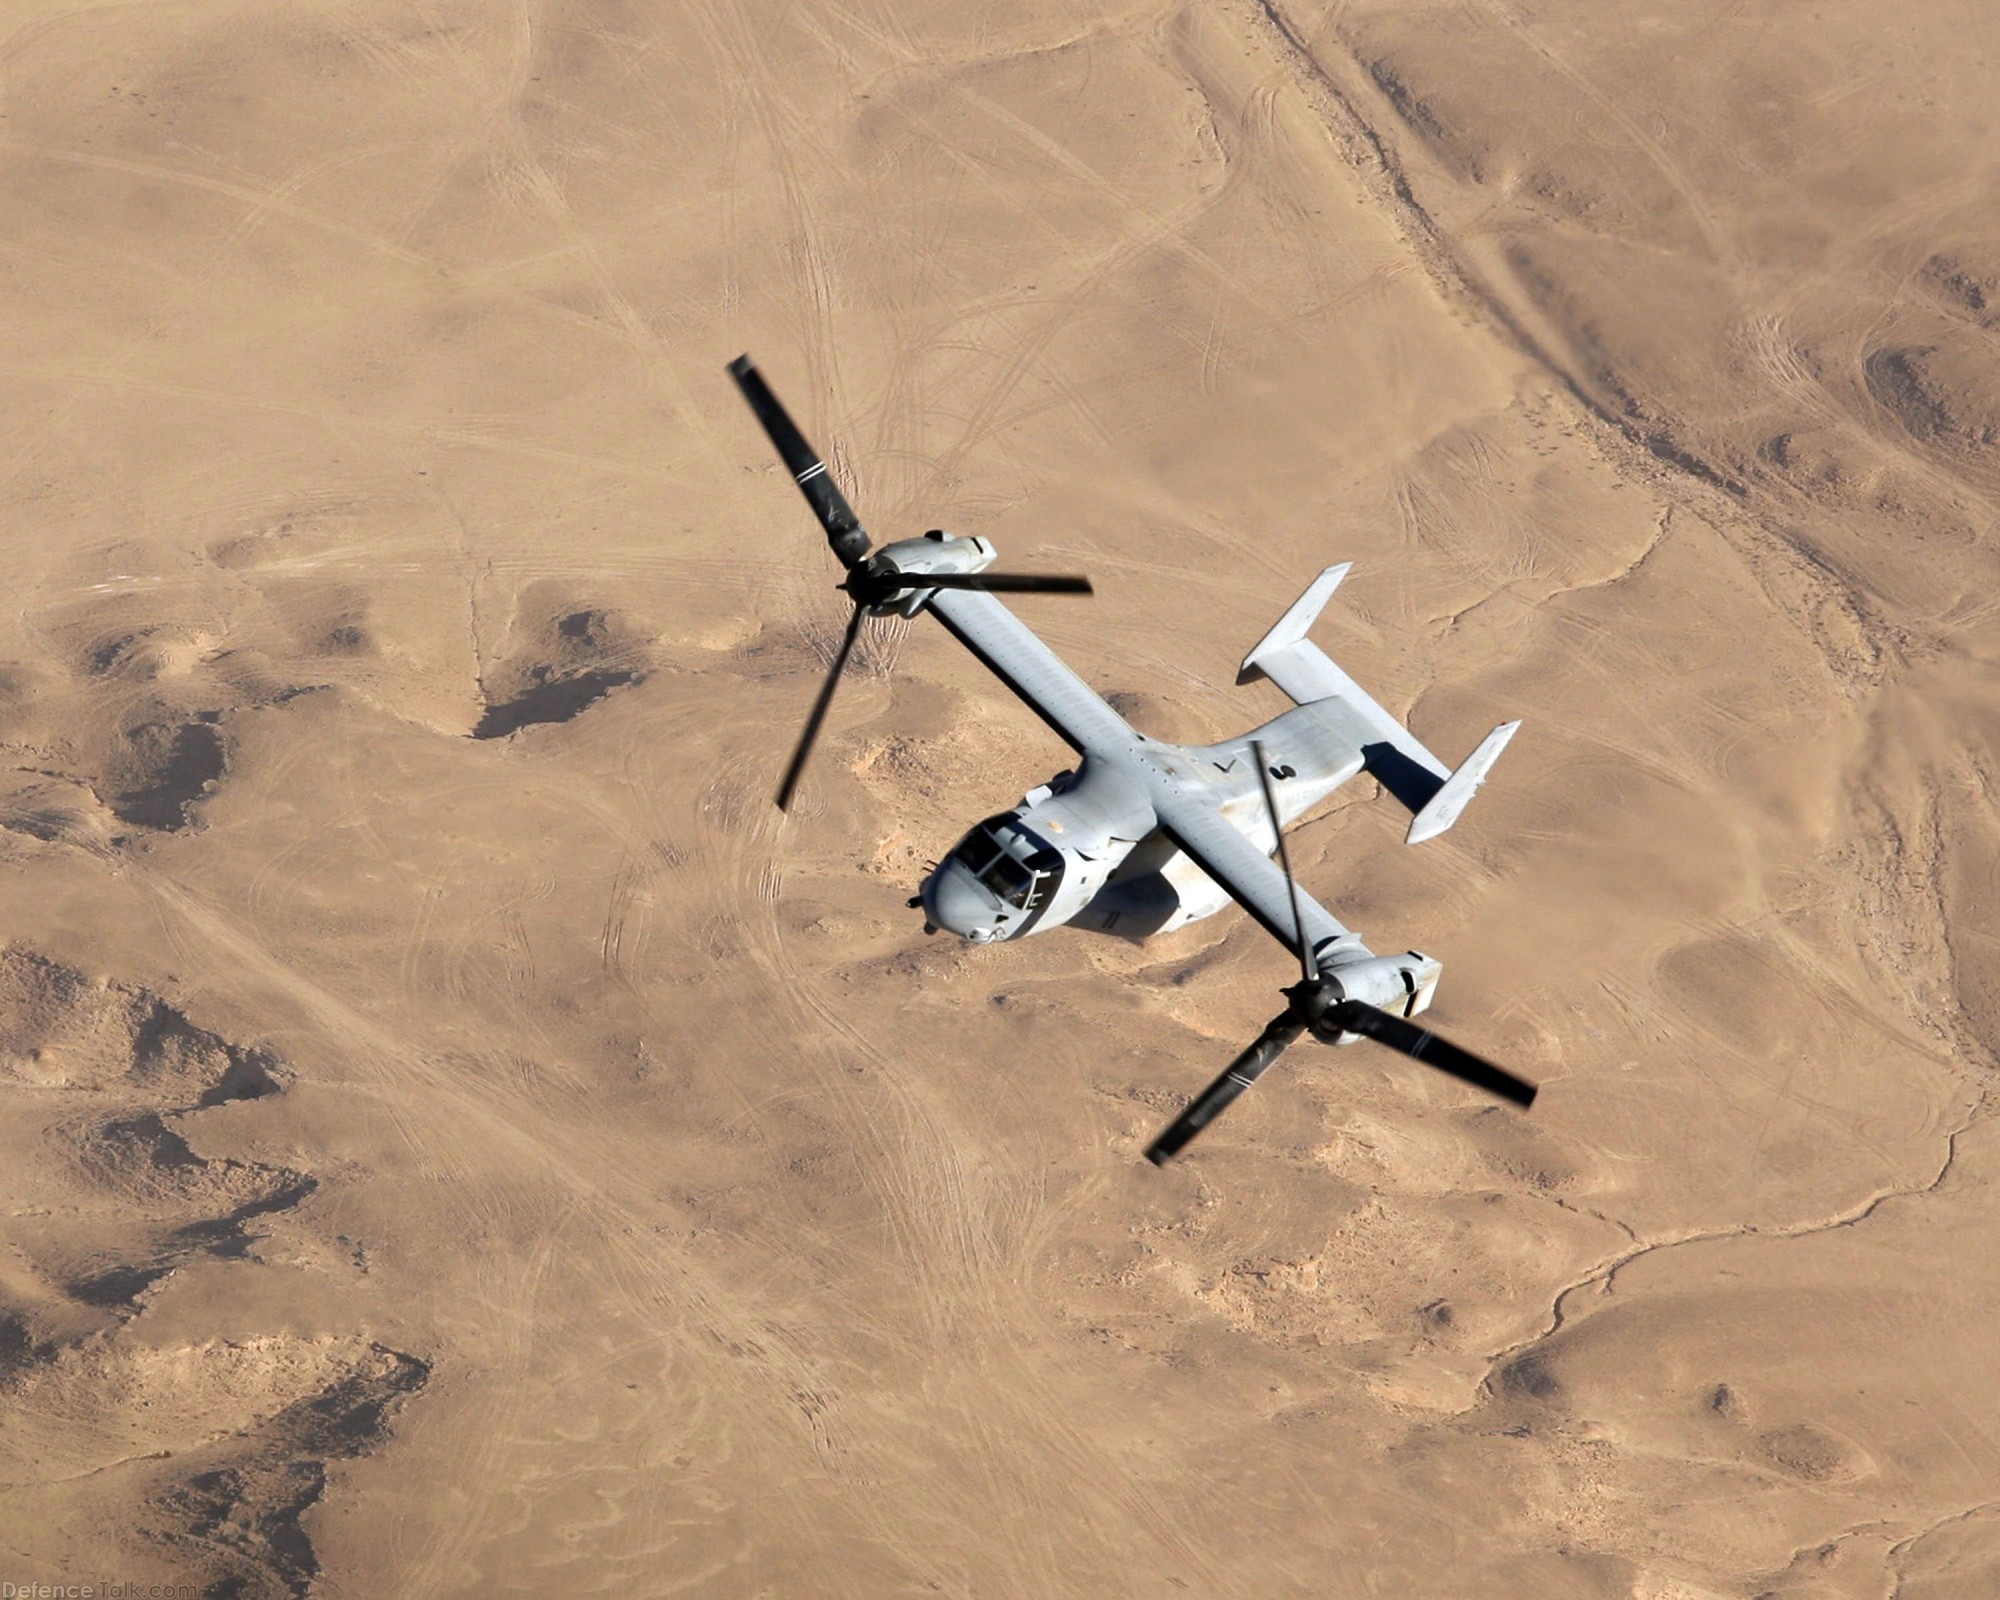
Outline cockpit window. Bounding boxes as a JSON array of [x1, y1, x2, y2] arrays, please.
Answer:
[[951, 817, 1053, 910], [979, 850, 1035, 907], [951, 826, 1005, 879]]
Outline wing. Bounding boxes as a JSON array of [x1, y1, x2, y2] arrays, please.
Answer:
[[1146, 777, 1370, 968], [926, 587, 1140, 756]]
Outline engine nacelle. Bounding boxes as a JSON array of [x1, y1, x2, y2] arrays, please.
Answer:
[[867, 530, 996, 617], [1313, 951, 1443, 1041]]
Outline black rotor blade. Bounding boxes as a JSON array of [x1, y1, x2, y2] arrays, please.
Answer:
[[1145, 1012, 1307, 1166], [728, 355, 871, 569], [775, 604, 867, 813], [1332, 1000, 1538, 1108], [915, 573, 1093, 595], [1250, 738, 1315, 984]]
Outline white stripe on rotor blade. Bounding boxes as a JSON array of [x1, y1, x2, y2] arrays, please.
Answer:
[[796, 462, 827, 482]]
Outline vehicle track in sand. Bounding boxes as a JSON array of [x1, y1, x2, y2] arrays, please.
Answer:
[[123, 855, 881, 1593], [102, 608, 1223, 1592], [16, 1, 2000, 1591], [700, 683, 1237, 1584], [1247, 0, 1929, 698], [1463, 0, 1744, 277], [1223, 6, 1999, 1586]]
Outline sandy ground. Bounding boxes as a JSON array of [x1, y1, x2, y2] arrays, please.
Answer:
[[1, 1, 1997, 1595]]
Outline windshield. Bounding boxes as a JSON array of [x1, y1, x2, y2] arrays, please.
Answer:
[[950, 818, 1049, 910], [979, 850, 1035, 908], [951, 827, 1004, 878]]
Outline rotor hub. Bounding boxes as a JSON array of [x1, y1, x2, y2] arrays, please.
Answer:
[[838, 558, 905, 611], [1282, 976, 1343, 1041]]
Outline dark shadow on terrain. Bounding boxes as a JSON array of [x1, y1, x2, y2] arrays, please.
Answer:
[[128, 999, 283, 1107], [173, 1176, 321, 1259], [66, 1261, 178, 1309], [154, 1347, 431, 1599], [196, 1050, 282, 1108], [472, 667, 636, 739], [0, 1310, 46, 1375], [112, 718, 226, 829], [63, 1114, 318, 1307]]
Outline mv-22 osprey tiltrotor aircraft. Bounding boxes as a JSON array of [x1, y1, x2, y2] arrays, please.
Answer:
[[729, 356, 1538, 1163]]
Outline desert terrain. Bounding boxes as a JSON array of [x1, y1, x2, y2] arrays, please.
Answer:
[[1, 0, 1997, 1594]]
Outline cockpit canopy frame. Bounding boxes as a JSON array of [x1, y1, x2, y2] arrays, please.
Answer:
[[952, 814, 1062, 913]]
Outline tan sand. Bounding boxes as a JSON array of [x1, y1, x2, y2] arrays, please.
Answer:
[[0, 1, 1996, 1594]]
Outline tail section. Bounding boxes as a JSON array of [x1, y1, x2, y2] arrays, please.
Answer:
[[1239, 565, 1518, 844]]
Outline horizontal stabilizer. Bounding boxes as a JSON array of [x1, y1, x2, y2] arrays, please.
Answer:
[[1407, 721, 1520, 844], [1241, 564, 1450, 796], [1241, 566, 1519, 843], [1238, 564, 1355, 703]]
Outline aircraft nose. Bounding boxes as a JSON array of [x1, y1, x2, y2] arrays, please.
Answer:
[[921, 861, 1008, 942]]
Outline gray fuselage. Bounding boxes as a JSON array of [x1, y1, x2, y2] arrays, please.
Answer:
[[920, 697, 1366, 947]]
